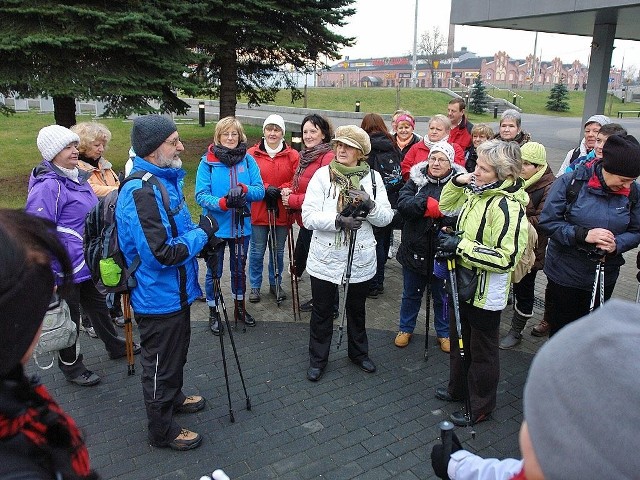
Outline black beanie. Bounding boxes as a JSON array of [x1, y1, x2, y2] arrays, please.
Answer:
[[131, 115, 177, 158], [602, 134, 640, 178]]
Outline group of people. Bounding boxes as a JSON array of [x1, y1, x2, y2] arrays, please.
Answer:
[[5, 98, 640, 474]]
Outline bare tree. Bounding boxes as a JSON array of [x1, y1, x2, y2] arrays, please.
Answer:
[[625, 65, 638, 83], [418, 26, 447, 87]]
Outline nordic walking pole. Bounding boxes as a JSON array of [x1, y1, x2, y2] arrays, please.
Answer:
[[589, 258, 605, 312], [232, 206, 247, 333], [213, 281, 234, 423], [286, 211, 301, 321], [214, 276, 251, 413], [267, 206, 283, 306], [439, 420, 455, 462], [336, 231, 357, 350], [446, 254, 475, 438], [122, 292, 135, 375]]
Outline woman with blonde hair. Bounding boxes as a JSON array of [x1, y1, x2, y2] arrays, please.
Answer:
[[72, 121, 125, 328], [435, 139, 528, 427], [195, 117, 265, 333]]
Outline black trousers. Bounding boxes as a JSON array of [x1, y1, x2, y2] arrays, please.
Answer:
[[136, 307, 191, 446], [546, 278, 615, 337], [448, 301, 500, 419], [60, 280, 127, 378], [309, 277, 370, 369], [293, 226, 312, 277]]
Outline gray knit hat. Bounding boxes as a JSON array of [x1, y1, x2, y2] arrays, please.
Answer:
[[37, 125, 80, 161], [131, 115, 177, 158], [524, 299, 640, 479]]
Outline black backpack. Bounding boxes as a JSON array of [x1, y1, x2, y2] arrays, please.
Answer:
[[84, 171, 179, 293]]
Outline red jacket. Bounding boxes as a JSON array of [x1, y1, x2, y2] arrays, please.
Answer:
[[449, 115, 473, 150], [287, 149, 334, 226], [400, 141, 465, 180], [248, 141, 300, 226]]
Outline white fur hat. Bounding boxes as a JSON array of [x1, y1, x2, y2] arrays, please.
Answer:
[[37, 125, 80, 161]]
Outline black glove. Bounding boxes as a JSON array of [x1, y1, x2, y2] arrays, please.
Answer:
[[348, 188, 374, 211], [265, 185, 281, 210], [336, 214, 365, 231], [437, 231, 463, 255], [430, 432, 463, 480], [198, 214, 219, 239], [226, 186, 246, 209]]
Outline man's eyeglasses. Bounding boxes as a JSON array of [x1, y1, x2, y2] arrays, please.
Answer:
[[165, 137, 183, 147]]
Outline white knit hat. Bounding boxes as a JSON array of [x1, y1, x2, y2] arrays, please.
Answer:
[[37, 125, 80, 161], [429, 141, 455, 164], [263, 114, 286, 135]]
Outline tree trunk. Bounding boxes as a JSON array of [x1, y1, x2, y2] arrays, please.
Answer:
[[53, 96, 77, 128], [219, 49, 238, 119]]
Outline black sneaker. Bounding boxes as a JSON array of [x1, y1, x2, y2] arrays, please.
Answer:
[[299, 299, 313, 312], [67, 370, 101, 386]]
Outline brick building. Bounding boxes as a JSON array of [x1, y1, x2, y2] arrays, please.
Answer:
[[317, 48, 623, 90]]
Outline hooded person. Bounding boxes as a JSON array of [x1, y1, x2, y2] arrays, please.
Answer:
[[302, 125, 394, 382], [556, 114, 612, 176], [539, 133, 640, 337], [0, 209, 100, 480], [431, 298, 640, 480], [394, 141, 464, 353]]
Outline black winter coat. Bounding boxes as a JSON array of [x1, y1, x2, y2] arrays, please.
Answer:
[[367, 132, 403, 208]]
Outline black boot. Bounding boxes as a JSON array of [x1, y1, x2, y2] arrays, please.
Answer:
[[209, 307, 223, 336], [235, 300, 256, 327]]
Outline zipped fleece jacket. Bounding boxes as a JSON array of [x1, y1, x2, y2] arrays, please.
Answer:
[[247, 140, 299, 227], [26, 161, 97, 284], [439, 176, 529, 311], [195, 145, 265, 239], [540, 162, 640, 290], [302, 166, 394, 284], [116, 157, 208, 315]]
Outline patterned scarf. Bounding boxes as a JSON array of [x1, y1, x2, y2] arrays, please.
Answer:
[[293, 142, 332, 191], [468, 176, 502, 195], [423, 135, 449, 150], [329, 159, 370, 246], [213, 143, 247, 167], [0, 367, 97, 479]]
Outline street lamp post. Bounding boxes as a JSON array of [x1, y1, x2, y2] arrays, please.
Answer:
[[411, 0, 418, 88]]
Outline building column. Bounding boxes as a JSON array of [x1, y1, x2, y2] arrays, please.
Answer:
[[583, 11, 617, 127]]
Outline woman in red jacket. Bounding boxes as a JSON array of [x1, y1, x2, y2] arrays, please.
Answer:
[[281, 114, 334, 312], [401, 114, 465, 180], [247, 115, 299, 303]]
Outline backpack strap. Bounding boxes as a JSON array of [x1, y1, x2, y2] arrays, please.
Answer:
[[371, 169, 377, 199], [564, 168, 584, 219]]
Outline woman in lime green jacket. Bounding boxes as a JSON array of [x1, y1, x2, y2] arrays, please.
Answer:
[[434, 139, 529, 427]]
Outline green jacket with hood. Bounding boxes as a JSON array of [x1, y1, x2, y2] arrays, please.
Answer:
[[439, 175, 529, 311]]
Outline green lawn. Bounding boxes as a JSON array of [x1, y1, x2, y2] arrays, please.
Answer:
[[0, 113, 263, 210]]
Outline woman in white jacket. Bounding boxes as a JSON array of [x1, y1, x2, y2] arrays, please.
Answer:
[[302, 125, 393, 382]]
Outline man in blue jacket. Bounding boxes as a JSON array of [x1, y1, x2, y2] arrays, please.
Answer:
[[116, 115, 219, 451]]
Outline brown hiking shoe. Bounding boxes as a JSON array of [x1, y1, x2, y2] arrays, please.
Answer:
[[531, 319, 549, 337], [167, 428, 202, 451], [438, 337, 451, 353], [176, 395, 206, 414], [394, 331, 412, 347]]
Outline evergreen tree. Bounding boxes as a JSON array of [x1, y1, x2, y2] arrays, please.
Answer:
[[546, 79, 570, 112], [469, 76, 489, 114], [0, 0, 201, 126], [185, 0, 355, 118]]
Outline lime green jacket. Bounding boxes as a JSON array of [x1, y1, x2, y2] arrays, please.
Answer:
[[439, 176, 529, 311]]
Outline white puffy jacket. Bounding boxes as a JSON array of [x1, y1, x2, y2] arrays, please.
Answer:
[[302, 165, 393, 284]]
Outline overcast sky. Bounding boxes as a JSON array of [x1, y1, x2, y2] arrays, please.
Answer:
[[333, 0, 639, 73]]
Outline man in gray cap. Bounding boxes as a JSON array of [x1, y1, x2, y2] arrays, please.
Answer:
[[431, 298, 640, 479], [116, 115, 219, 451]]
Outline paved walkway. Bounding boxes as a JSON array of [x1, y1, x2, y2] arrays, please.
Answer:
[[26, 110, 640, 479]]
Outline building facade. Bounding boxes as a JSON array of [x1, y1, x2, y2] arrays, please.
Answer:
[[317, 48, 623, 91]]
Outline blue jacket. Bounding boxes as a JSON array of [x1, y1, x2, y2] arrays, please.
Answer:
[[115, 157, 208, 315], [540, 162, 640, 289], [195, 145, 264, 239]]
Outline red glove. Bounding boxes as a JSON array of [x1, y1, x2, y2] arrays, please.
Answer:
[[424, 197, 443, 218]]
